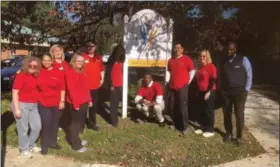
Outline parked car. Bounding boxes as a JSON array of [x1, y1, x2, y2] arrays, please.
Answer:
[[1, 58, 24, 91], [1, 55, 25, 69]]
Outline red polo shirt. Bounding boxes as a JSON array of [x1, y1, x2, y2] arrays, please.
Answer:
[[13, 72, 40, 103], [65, 67, 92, 109], [53, 60, 69, 72], [196, 63, 217, 91], [137, 82, 163, 102], [111, 62, 123, 87], [82, 53, 104, 90], [37, 68, 65, 107], [168, 55, 194, 90]]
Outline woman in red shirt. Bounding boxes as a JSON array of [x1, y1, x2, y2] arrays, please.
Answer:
[[105, 45, 125, 127], [12, 56, 42, 158], [37, 54, 65, 155], [195, 50, 217, 138], [65, 53, 92, 152], [49, 44, 69, 71]]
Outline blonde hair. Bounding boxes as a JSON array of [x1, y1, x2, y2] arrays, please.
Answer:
[[200, 49, 212, 64], [21, 56, 42, 76], [49, 44, 65, 61], [70, 52, 84, 72]]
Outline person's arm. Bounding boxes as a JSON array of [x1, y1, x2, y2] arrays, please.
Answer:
[[65, 72, 79, 110], [135, 95, 143, 104], [12, 89, 21, 119], [207, 65, 217, 92], [100, 59, 105, 86], [189, 70, 195, 84], [243, 57, 253, 91], [165, 59, 171, 83]]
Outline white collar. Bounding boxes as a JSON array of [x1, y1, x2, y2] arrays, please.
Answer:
[[148, 81, 153, 87], [229, 53, 237, 63]]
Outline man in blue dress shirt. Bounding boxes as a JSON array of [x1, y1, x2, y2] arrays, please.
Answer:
[[219, 41, 252, 146]]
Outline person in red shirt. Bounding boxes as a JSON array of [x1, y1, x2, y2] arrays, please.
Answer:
[[82, 41, 104, 131], [50, 44, 70, 72], [194, 50, 217, 138], [36, 54, 66, 155], [135, 74, 165, 127], [12, 56, 42, 158], [166, 43, 195, 135], [105, 45, 125, 127], [65, 53, 92, 152]]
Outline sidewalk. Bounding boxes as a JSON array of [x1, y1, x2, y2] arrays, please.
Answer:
[[213, 90, 279, 167]]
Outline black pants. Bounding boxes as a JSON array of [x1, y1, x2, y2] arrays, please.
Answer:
[[110, 87, 122, 126], [221, 87, 248, 139], [169, 85, 189, 131], [38, 104, 62, 149], [197, 91, 216, 132], [88, 89, 99, 127], [67, 102, 88, 150]]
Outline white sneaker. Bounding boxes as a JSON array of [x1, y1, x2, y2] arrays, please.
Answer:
[[202, 132, 214, 138], [194, 129, 204, 135], [77, 147, 87, 153], [29, 146, 42, 153], [21, 150, 33, 158], [81, 140, 88, 146]]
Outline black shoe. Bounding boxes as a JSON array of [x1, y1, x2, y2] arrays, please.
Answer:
[[49, 145, 62, 150], [223, 133, 232, 143], [159, 122, 165, 127], [41, 147, 48, 155], [112, 124, 118, 128], [234, 138, 243, 147], [180, 129, 188, 136], [88, 125, 100, 131]]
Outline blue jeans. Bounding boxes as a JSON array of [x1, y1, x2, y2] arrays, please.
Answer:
[[12, 102, 42, 152]]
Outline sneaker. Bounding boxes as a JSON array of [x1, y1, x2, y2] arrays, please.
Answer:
[[194, 129, 204, 135], [77, 147, 87, 153], [41, 147, 48, 155], [180, 129, 188, 136], [202, 132, 214, 138], [81, 140, 88, 146], [223, 133, 232, 143], [234, 138, 243, 147], [29, 146, 42, 153], [21, 150, 33, 158], [88, 125, 100, 131]]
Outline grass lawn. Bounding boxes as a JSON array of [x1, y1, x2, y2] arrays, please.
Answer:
[[1, 86, 265, 167]]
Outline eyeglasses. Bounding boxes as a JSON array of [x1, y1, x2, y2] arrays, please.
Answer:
[[28, 64, 37, 69]]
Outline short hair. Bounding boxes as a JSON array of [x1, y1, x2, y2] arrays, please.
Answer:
[[69, 52, 84, 72], [228, 41, 237, 49], [86, 40, 96, 46], [174, 42, 184, 48], [49, 44, 65, 61], [20, 56, 42, 76], [200, 49, 212, 64]]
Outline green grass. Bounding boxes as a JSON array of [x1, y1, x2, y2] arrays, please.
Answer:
[[1, 89, 265, 167]]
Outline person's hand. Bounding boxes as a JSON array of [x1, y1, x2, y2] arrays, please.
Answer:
[[75, 108, 80, 111], [110, 87, 115, 91], [14, 109, 22, 119], [100, 79, 104, 86], [204, 91, 211, 100], [143, 99, 151, 106], [58, 101, 65, 110], [88, 102, 93, 107]]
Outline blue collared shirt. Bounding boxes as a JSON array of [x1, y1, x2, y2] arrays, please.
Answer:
[[229, 54, 253, 91]]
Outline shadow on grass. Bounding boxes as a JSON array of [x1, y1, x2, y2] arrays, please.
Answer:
[[1, 110, 15, 167]]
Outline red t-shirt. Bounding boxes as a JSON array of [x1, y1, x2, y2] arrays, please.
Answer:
[[168, 55, 194, 90], [196, 63, 217, 91], [111, 62, 123, 87], [53, 60, 69, 72], [65, 67, 92, 109], [13, 72, 40, 103], [37, 68, 65, 107], [82, 53, 104, 90], [137, 82, 163, 102]]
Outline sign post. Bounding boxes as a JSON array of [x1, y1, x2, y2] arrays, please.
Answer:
[[122, 9, 173, 118]]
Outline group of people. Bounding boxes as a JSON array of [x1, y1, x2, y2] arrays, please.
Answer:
[[11, 40, 252, 158]]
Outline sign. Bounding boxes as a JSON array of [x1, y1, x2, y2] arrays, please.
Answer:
[[123, 9, 173, 67], [121, 9, 173, 118]]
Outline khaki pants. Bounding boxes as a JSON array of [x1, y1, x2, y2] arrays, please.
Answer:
[[136, 102, 165, 123]]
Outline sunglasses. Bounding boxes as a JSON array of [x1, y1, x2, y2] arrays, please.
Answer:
[[28, 64, 37, 69]]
